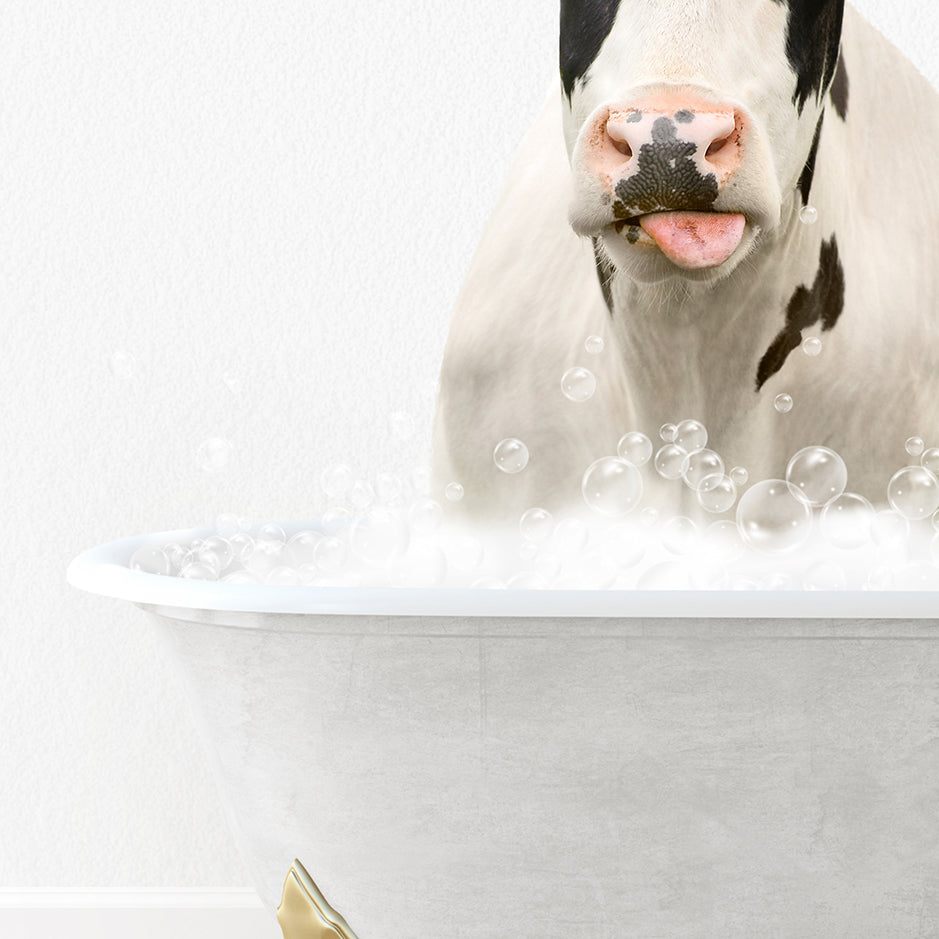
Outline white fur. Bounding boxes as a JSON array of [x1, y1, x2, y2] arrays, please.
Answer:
[[433, 5, 939, 518]]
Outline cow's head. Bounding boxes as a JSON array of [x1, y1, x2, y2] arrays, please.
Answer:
[[562, 0, 845, 284]]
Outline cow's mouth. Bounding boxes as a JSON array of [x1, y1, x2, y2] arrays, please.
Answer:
[[614, 211, 746, 270]]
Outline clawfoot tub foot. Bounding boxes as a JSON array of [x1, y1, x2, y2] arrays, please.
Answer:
[[277, 859, 360, 939]]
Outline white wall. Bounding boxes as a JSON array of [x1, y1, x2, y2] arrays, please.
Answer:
[[1, 0, 935, 905]]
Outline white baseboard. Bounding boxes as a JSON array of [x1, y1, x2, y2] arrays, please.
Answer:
[[0, 891, 282, 939]]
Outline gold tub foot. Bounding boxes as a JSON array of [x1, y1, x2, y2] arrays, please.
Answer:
[[277, 859, 360, 939]]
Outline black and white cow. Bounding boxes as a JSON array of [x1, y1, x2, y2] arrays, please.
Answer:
[[433, 1, 939, 518]]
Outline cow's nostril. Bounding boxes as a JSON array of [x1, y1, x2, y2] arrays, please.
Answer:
[[706, 137, 729, 158], [612, 139, 633, 158]]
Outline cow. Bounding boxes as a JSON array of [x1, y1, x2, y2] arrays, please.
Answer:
[[432, 1, 939, 523]]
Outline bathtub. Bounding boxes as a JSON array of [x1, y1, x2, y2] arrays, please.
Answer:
[[69, 524, 939, 937]]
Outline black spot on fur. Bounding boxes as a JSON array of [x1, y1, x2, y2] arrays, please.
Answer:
[[625, 110, 642, 123], [674, 110, 694, 124], [592, 238, 615, 315], [772, 0, 845, 115], [798, 112, 824, 206], [560, 0, 622, 101], [829, 51, 849, 120], [613, 117, 718, 217], [756, 235, 845, 390]]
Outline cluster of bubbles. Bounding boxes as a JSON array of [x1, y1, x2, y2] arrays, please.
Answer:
[[132, 418, 939, 591]]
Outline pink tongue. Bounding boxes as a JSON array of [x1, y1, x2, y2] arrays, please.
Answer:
[[639, 211, 746, 269]]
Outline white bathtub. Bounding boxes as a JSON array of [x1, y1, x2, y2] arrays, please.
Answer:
[[69, 525, 939, 938]]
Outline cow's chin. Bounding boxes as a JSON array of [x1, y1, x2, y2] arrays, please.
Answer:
[[598, 217, 757, 286]]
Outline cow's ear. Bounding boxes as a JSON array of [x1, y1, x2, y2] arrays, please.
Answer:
[[781, 0, 846, 114], [559, 0, 623, 101]]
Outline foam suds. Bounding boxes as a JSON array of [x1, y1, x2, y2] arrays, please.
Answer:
[[132, 423, 939, 591]]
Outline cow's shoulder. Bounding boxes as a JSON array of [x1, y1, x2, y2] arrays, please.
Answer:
[[434, 88, 624, 513]]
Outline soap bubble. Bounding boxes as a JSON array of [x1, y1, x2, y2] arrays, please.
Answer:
[[893, 563, 939, 590], [601, 523, 646, 570], [447, 533, 485, 572], [348, 479, 376, 512], [887, 466, 939, 520], [637, 561, 693, 590], [803, 561, 846, 591], [179, 562, 218, 581], [640, 507, 659, 528], [560, 367, 597, 402], [183, 544, 219, 576], [730, 466, 749, 487], [682, 449, 724, 491], [444, 482, 464, 502], [871, 510, 909, 548], [129, 546, 170, 575], [551, 518, 590, 557], [242, 538, 284, 576], [697, 475, 737, 514], [390, 544, 447, 588], [535, 552, 563, 583], [801, 336, 822, 356], [321, 464, 354, 499], [654, 444, 688, 479], [410, 466, 432, 497], [864, 566, 893, 590], [786, 446, 847, 507], [799, 205, 818, 225], [922, 448, 939, 474], [507, 571, 551, 590], [736, 479, 813, 553], [704, 520, 745, 564], [582, 457, 643, 517], [662, 516, 697, 555], [585, 335, 605, 354], [109, 348, 137, 379], [409, 498, 444, 534], [286, 530, 323, 567], [520, 507, 555, 544], [774, 393, 793, 413], [570, 551, 620, 589], [222, 570, 260, 585], [313, 536, 347, 572], [266, 566, 301, 586], [659, 423, 677, 443], [673, 419, 708, 453], [197, 535, 234, 573], [518, 540, 539, 562], [617, 431, 653, 466], [229, 532, 255, 563], [820, 493, 874, 549], [198, 437, 232, 474], [257, 524, 286, 545], [905, 436, 925, 457], [162, 542, 188, 573], [375, 473, 404, 505], [351, 508, 409, 564], [472, 576, 506, 590], [321, 506, 351, 529], [493, 438, 530, 474]]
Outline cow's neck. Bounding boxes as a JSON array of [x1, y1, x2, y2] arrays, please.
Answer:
[[606, 192, 824, 451]]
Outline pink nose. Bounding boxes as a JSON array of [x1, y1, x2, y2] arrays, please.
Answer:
[[587, 98, 745, 198]]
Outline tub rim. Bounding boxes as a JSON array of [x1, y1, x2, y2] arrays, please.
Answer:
[[67, 524, 939, 620]]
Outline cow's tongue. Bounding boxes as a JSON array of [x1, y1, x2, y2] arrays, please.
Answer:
[[638, 211, 746, 269]]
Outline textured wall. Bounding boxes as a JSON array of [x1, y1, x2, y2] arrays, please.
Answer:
[[1, 0, 936, 890]]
